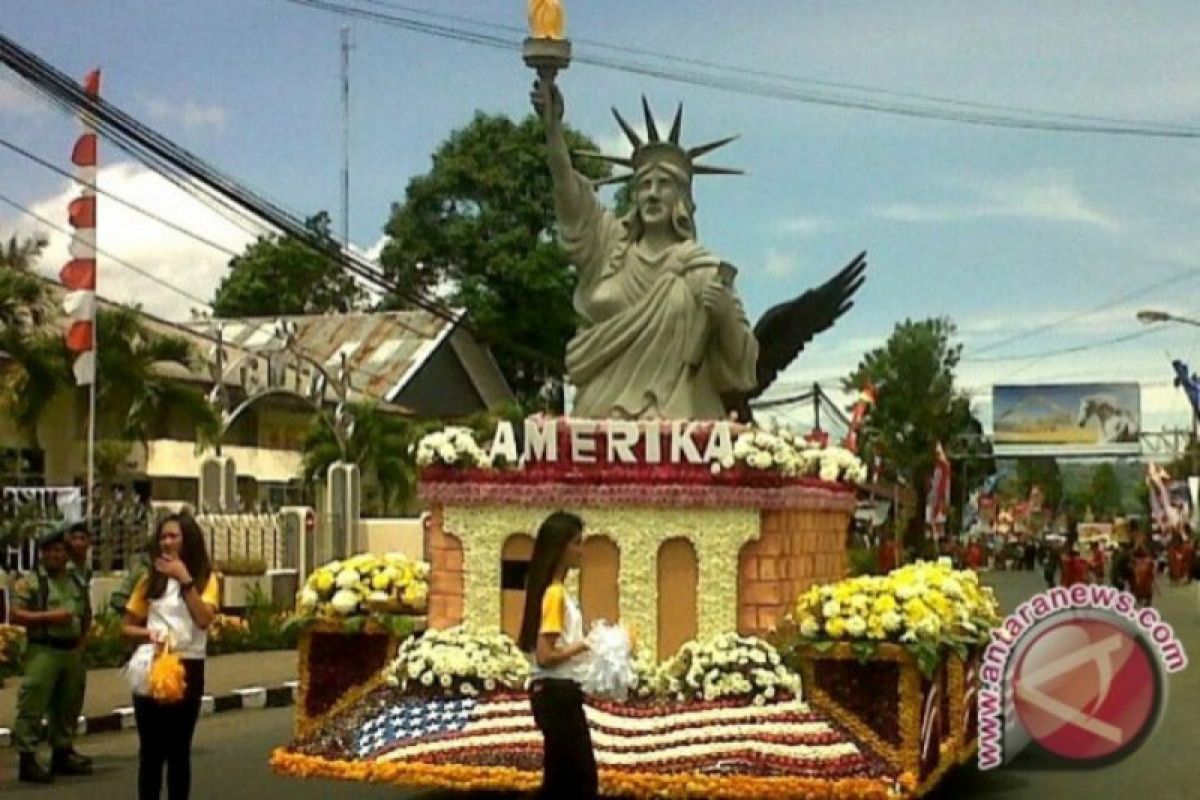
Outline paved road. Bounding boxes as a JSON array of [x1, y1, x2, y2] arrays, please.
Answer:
[[0, 704, 515, 799], [2, 570, 1194, 798]]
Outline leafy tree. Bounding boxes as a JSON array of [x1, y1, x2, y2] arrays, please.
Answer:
[[1015, 456, 1063, 510], [301, 403, 430, 516], [379, 112, 611, 406], [212, 212, 364, 317], [1088, 462, 1123, 518], [845, 318, 982, 548], [95, 307, 219, 445], [0, 233, 65, 440]]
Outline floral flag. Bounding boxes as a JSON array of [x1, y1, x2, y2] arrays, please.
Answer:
[[353, 694, 870, 776]]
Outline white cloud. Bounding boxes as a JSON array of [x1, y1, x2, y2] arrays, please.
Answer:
[[872, 171, 1119, 231], [0, 74, 46, 117], [778, 215, 828, 237], [144, 97, 228, 134], [2, 161, 255, 320], [763, 248, 799, 278]]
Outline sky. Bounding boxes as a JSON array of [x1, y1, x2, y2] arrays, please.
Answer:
[[3, 1, 1200, 436]]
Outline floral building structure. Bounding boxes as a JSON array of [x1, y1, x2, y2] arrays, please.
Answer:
[[420, 419, 862, 659]]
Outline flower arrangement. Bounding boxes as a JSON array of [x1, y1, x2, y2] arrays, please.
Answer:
[[386, 625, 531, 697], [414, 427, 493, 469], [297, 553, 429, 619], [0, 623, 27, 679], [208, 613, 251, 643], [730, 428, 868, 484], [640, 633, 801, 705], [416, 418, 869, 486], [790, 559, 1001, 675]]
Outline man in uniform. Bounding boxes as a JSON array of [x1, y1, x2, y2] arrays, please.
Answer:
[[9, 526, 93, 783], [64, 522, 95, 768]]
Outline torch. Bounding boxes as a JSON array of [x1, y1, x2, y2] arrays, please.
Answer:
[[523, 0, 572, 85]]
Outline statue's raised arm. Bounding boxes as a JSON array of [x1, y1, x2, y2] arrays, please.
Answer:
[[531, 78, 620, 296]]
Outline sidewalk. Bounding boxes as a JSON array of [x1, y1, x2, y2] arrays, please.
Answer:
[[0, 650, 297, 728]]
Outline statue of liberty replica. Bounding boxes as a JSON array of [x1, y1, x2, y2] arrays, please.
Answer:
[[525, 2, 866, 422]]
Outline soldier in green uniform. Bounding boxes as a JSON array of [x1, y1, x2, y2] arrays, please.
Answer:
[[64, 522, 95, 769], [10, 526, 93, 783]]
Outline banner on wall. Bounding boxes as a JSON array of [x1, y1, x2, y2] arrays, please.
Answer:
[[992, 383, 1141, 456]]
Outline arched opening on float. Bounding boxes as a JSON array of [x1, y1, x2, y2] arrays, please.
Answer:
[[580, 535, 620, 629], [500, 533, 535, 638], [656, 537, 698, 660]]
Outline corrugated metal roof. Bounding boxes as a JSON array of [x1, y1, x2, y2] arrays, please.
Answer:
[[184, 310, 459, 401]]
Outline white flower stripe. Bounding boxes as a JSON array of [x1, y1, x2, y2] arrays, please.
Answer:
[[379, 731, 860, 765], [393, 716, 837, 753], [585, 723, 836, 751], [582, 699, 813, 731]]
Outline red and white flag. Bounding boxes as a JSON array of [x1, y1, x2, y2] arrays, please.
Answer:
[[926, 441, 951, 537], [61, 68, 100, 386]]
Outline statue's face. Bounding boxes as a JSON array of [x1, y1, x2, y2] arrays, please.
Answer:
[[635, 166, 681, 229]]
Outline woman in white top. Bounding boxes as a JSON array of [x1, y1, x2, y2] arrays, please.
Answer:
[[121, 514, 218, 800], [518, 511, 596, 799]]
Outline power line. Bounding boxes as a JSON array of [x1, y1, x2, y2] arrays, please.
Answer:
[[0, 188, 209, 307], [0, 34, 565, 374], [0, 136, 244, 259], [355, 0, 1200, 136], [963, 265, 1200, 359], [0, 187, 410, 393], [281, 0, 1200, 140], [964, 328, 1167, 364]]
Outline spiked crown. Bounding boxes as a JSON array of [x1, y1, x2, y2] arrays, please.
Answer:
[[576, 96, 742, 187]]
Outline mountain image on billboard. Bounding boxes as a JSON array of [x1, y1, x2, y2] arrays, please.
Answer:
[[993, 383, 1140, 447]]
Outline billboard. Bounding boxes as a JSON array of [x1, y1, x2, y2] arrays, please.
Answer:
[[992, 383, 1141, 456]]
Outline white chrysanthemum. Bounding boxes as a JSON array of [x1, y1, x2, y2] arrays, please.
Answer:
[[334, 568, 360, 589], [330, 589, 360, 615]]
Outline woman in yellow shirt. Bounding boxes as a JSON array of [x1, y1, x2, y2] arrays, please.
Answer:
[[121, 514, 217, 800], [518, 511, 596, 799]]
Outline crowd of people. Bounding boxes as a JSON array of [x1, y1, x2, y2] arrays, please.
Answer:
[[935, 516, 1197, 609], [8, 513, 217, 799]]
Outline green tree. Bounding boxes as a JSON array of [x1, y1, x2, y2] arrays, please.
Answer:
[[1088, 462, 1123, 518], [1015, 456, 1063, 508], [212, 212, 364, 317], [379, 112, 611, 406], [0, 233, 67, 440], [846, 318, 982, 548], [95, 307, 219, 445], [301, 403, 430, 516]]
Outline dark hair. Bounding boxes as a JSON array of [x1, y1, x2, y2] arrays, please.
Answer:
[[146, 513, 212, 601], [518, 511, 584, 653]]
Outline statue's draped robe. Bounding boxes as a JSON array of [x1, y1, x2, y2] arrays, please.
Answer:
[[558, 171, 758, 419]]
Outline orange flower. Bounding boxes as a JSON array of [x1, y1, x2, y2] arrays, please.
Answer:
[[149, 650, 187, 703]]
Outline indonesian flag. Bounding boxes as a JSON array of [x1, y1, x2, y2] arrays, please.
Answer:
[[926, 441, 951, 536], [843, 381, 877, 453], [62, 69, 100, 386]]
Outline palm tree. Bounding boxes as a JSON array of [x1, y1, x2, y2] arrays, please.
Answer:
[[95, 306, 220, 445], [301, 403, 427, 516], [0, 233, 66, 441]]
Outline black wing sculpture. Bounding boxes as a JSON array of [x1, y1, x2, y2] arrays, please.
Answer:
[[723, 251, 867, 423]]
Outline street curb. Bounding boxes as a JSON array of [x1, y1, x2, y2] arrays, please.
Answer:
[[0, 679, 298, 747]]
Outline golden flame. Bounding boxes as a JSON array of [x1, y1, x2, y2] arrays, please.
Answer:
[[528, 0, 565, 40]]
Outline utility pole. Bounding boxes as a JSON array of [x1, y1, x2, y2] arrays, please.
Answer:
[[340, 25, 352, 246]]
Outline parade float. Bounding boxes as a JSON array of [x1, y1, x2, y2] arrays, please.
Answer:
[[269, 2, 995, 795]]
